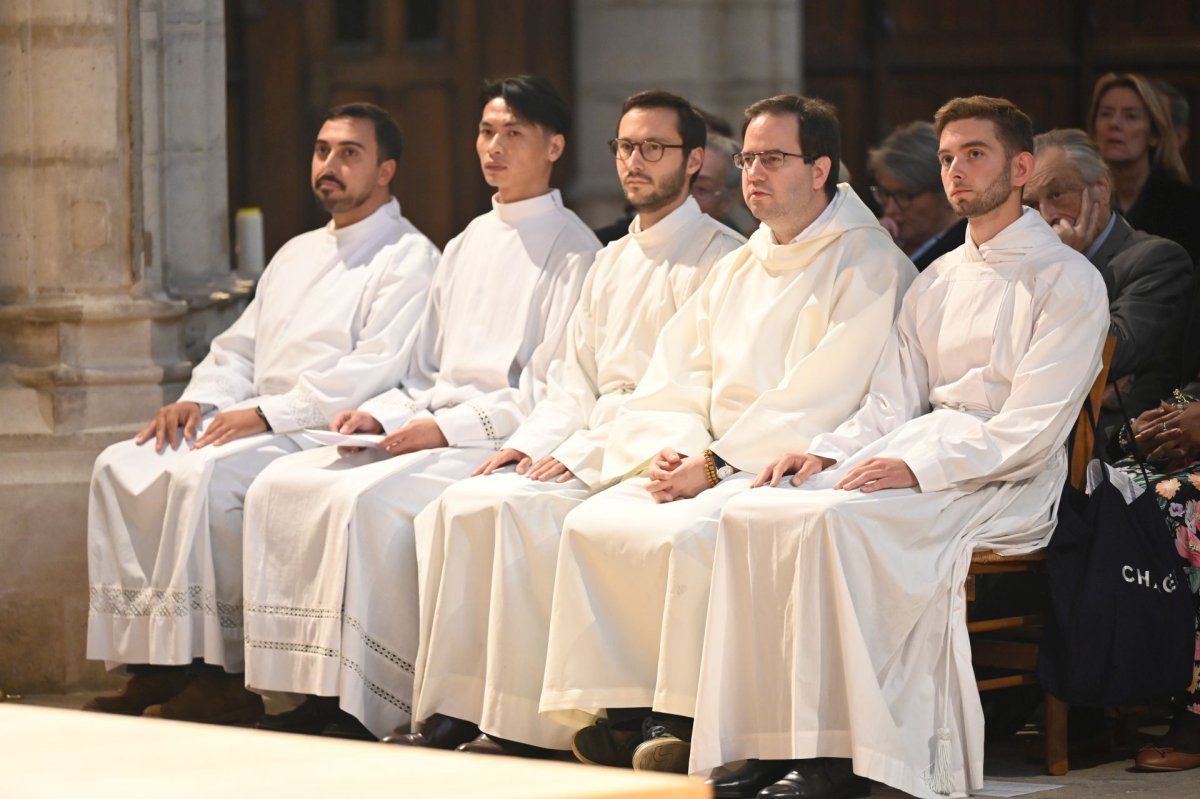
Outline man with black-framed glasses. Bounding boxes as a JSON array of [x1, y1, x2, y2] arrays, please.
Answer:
[[538, 94, 917, 774], [867, 121, 966, 271]]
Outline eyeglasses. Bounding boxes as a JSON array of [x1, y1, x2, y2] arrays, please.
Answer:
[[732, 150, 816, 170], [870, 185, 925, 210], [609, 138, 686, 162]]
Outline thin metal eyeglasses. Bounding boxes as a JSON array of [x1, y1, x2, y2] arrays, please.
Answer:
[[732, 150, 816, 170], [609, 138, 686, 162], [870, 185, 925, 210]]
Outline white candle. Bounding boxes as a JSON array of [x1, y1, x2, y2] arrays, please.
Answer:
[[235, 207, 265, 278]]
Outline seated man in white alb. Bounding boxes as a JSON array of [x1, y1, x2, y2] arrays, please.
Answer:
[[400, 90, 745, 758], [538, 95, 916, 772], [241, 75, 599, 740], [85, 103, 439, 722], [693, 97, 1109, 799]]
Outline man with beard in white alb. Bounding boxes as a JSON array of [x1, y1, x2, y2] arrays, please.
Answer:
[[537, 95, 916, 773], [399, 90, 745, 759], [694, 96, 1109, 799], [241, 75, 599, 741], [84, 103, 439, 723]]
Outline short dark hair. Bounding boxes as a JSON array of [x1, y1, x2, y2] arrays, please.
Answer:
[[480, 74, 571, 136], [742, 95, 841, 201], [325, 102, 404, 164], [618, 89, 708, 155], [933, 95, 1034, 158]]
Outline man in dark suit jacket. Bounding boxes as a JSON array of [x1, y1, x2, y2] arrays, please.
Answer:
[[1027, 129, 1193, 429]]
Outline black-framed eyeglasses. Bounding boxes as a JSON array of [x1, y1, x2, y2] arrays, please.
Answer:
[[609, 138, 686, 162], [870, 185, 925, 210], [732, 150, 816, 170]]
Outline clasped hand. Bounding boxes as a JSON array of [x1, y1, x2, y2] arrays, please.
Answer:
[[645, 448, 711, 503], [1130, 401, 1200, 469]]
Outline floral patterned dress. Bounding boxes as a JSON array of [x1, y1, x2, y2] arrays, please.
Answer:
[[1125, 465, 1200, 714]]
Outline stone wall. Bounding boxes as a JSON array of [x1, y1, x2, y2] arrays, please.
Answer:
[[0, 0, 242, 693]]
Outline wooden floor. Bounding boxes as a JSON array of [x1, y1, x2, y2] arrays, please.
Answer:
[[0, 704, 708, 799]]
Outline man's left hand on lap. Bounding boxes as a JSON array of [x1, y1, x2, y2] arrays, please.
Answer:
[[834, 457, 917, 493], [379, 418, 449, 457], [193, 408, 269, 449]]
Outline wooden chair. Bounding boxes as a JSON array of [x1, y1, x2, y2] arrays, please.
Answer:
[[965, 335, 1116, 776]]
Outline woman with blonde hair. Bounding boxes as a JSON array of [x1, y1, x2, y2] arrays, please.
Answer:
[[1089, 72, 1200, 262]]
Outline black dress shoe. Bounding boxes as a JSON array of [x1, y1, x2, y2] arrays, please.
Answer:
[[381, 713, 479, 748], [455, 733, 558, 759], [706, 760, 795, 799], [321, 710, 377, 741], [256, 695, 338, 735], [758, 758, 870, 799]]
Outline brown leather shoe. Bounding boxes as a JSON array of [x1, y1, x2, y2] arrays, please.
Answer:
[[381, 713, 478, 748], [1134, 743, 1200, 771], [82, 669, 191, 716], [455, 733, 558, 759], [143, 672, 263, 724]]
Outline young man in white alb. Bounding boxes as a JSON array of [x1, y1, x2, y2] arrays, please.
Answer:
[[85, 103, 438, 722], [695, 96, 1109, 799], [241, 75, 600, 740]]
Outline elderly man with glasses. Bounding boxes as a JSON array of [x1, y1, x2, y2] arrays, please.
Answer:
[[869, 121, 967, 271], [1025, 128, 1192, 429], [537, 94, 917, 773]]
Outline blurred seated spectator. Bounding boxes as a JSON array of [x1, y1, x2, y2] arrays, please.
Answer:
[[867, 120, 966, 270], [1089, 72, 1200, 264], [1026, 128, 1192, 433]]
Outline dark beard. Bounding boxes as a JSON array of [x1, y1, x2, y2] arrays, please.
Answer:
[[625, 163, 688, 214]]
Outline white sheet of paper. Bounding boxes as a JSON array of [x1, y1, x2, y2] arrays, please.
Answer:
[[299, 429, 387, 448], [971, 780, 1065, 797]]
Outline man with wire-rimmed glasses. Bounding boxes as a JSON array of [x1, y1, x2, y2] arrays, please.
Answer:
[[538, 94, 917, 774]]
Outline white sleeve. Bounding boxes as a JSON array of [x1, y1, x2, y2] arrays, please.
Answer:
[[257, 238, 438, 431], [434, 247, 594, 449]]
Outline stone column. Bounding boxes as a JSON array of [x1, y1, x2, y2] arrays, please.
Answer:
[[570, 0, 804, 226], [0, 0, 239, 693]]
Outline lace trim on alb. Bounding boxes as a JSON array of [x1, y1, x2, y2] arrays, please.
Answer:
[[467, 400, 502, 450], [89, 585, 241, 630], [243, 601, 341, 620], [274, 386, 328, 429], [242, 609, 414, 715]]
